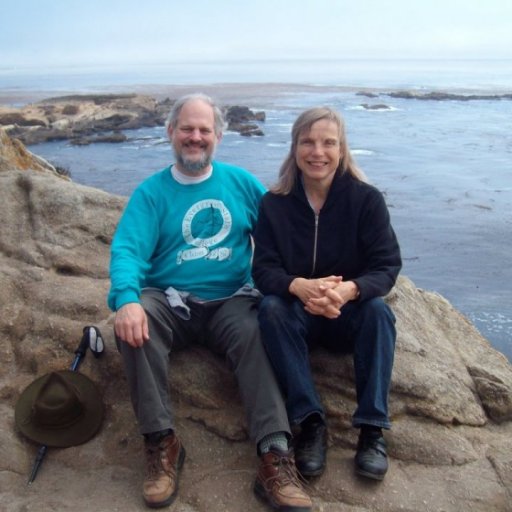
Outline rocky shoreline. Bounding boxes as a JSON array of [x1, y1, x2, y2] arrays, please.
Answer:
[[2, 87, 510, 146], [0, 93, 266, 146]]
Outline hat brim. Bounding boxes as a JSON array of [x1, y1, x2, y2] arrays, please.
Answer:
[[15, 370, 103, 448]]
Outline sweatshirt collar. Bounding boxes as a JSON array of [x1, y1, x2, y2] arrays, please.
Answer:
[[170, 164, 213, 185]]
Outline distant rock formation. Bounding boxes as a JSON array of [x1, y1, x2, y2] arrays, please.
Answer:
[[359, 103, 393, 111], [356, 91, 379, 98], [356, 90, 512, 102], [387, 91, 512, 101], [224, 105, 265, 136], [0, 94, 266, 146], [1, 132, 511, 512]]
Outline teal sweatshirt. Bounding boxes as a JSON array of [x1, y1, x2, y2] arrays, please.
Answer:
[[108, 161, 265, 311]]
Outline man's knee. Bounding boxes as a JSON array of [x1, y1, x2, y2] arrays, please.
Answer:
[[140, 289, 166, 316]]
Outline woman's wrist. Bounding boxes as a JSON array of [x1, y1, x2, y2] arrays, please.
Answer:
[[288, 277, 302, 296], [351, 281, 360, 300]]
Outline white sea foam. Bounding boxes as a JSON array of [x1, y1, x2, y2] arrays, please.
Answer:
[[346, 104, 399, 112], [351, 149, 374, 156]]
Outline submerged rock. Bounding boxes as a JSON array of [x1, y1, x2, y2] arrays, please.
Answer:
[[360, 103, 393, 111]]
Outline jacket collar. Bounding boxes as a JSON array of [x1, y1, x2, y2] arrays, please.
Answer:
[[292, 171, 352, 208]]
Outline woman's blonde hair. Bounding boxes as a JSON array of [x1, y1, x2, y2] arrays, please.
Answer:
[[272, 107, 367, 195]]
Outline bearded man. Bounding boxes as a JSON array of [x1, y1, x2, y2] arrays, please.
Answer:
[[108, 94, 311, 512]]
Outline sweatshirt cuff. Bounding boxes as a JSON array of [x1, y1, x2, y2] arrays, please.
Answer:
[[114, 290, 140, 311]]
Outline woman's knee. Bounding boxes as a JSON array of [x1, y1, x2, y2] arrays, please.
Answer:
[[348, 298, 396, 346], [259, 295, 297, 324], [260, 295, 286, 312], [360, 297, 395, 323]]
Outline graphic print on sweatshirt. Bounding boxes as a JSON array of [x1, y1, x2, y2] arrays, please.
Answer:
[[177, 199, 233, 264]]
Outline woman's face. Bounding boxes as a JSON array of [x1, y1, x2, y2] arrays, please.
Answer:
[[295, 119, 342, 189]]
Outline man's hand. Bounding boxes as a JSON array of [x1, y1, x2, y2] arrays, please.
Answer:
[[114, 302, 150, 348]]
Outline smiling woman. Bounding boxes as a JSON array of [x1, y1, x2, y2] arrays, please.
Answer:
[[252, 105, 402, 480]]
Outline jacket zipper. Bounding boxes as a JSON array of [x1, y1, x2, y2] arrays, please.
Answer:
[[311, 212, 319, 276]]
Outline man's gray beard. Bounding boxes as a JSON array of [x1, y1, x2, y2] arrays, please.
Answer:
[[175, 150, 213, 174]]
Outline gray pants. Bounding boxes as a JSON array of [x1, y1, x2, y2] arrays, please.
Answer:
[[116, 288, 290, 446]]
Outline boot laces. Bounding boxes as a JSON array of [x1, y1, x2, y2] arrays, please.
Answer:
[[271, 454, 308, 489], [145, 443, 175, 481]]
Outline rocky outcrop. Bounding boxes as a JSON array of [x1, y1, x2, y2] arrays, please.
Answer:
[[0, 94, 266, 145], [0, 128, 67, 177], [225, 105, 265, 136], [356, 91, 379, 98], [1, 133, 511, 512], [387, 91, 512, 101], [0, 94, 166, 145], [359, 103, 393, 111], [356, 90, 512, 102], [69, 131, 127, 146]]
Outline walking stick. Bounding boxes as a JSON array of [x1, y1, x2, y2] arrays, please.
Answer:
[[27, 326, 105, 485], [27, 445, 47, 485]]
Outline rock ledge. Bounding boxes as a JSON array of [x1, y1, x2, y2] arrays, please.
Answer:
[[1, 132, 511, 512]]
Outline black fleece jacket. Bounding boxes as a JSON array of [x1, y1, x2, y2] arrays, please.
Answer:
[[252, 172, 402, 301]]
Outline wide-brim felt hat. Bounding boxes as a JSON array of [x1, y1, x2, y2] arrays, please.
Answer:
[[15, 370, 103, 448]]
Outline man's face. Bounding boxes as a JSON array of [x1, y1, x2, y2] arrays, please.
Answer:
[[168, 99, 222, 175]]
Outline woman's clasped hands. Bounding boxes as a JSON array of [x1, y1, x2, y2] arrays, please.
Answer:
[[289, 275, 359, 319]]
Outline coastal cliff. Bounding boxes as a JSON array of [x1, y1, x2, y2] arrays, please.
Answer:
[[1, 130, 511, 512]]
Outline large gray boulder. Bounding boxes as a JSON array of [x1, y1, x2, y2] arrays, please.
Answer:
[[1, 132, 511, 511]]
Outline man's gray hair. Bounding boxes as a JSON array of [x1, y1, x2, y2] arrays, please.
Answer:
[[165, 93, 226, 136]]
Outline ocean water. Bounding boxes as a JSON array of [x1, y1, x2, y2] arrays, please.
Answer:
[[2, 59, 511, 361]]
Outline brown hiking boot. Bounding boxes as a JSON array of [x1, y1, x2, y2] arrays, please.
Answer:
[[142, 433, 186, 508], [254, 448, 312, 511]]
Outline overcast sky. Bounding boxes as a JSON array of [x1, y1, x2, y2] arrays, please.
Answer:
[[1, 0, 511, 69]]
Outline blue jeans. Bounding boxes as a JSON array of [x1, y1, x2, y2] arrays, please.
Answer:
[[258, 296, 396, 429]]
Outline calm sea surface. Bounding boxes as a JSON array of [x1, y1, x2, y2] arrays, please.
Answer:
[[2, 59, 511, 361]]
